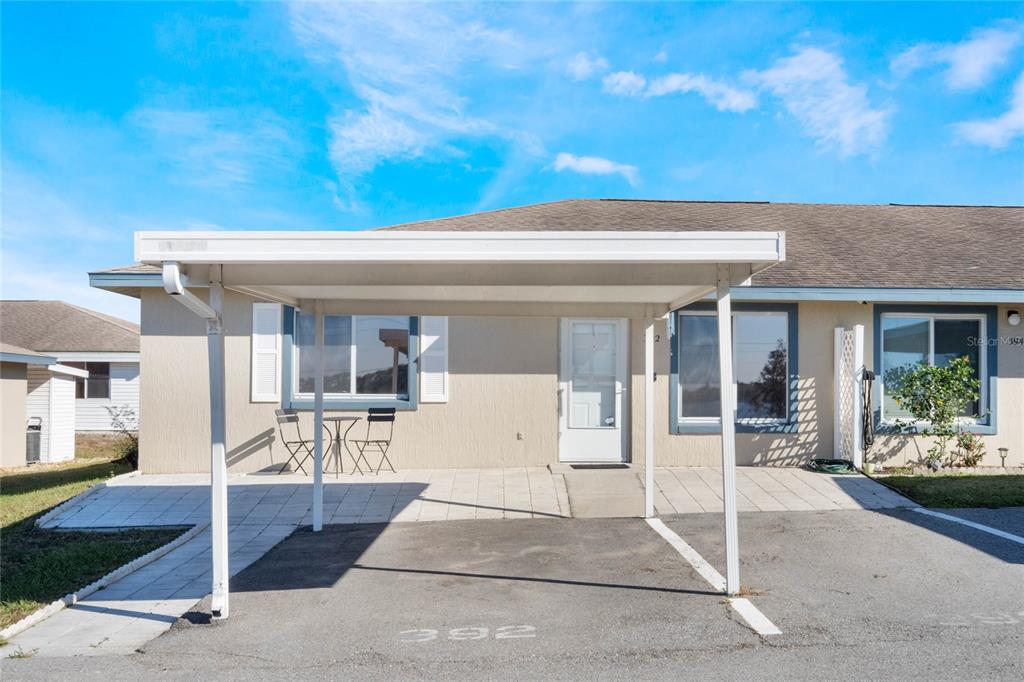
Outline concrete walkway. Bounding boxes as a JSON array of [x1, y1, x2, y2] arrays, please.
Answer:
[[3, 523, 295, 657]]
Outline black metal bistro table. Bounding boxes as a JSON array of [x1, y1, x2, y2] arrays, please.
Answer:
[[325, 415, 363, 477]]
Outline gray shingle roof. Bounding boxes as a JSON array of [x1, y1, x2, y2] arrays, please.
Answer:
[[0, 341, 53, 360], [380, 199, 1024, 289], [0, 301, 139, 353], [95, 200, 1024, 290]]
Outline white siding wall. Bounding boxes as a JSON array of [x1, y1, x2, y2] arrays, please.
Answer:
[[25, 366, 50, 459], [75, 362, 140, 431], [47, 374, 76, 462]]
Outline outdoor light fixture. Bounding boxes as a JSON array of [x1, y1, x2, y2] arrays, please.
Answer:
[[998, 447, 1008, 468], [1008, 310, 1021, 327]]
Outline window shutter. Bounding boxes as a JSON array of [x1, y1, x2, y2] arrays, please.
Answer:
[[420, 316, 448, 403], [251, 303, 282, 402]]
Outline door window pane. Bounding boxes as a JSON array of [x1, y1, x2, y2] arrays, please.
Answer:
[[354, 316, 409, 395], [734, 315, 788, 420], [569, 322, 617, 428], [679, 316, 720, 418], [881, 317, 930, 419]]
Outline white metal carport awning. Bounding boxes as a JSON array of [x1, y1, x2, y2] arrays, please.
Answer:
[[138, 230, 783, 315], [139, 228, 785, 619]]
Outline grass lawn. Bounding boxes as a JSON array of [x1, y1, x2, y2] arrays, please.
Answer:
[[1, 457, 184, 630], [879, 474, 1024, 508]]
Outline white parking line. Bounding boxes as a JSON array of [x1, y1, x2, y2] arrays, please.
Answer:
[[646, 518, 726, 591], [729, 598, 783, 636], [912, 508, 1024, 546], [645, 518, 782, 636]]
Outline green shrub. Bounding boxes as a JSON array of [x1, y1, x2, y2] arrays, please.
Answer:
[[886, 355, 983, 468]]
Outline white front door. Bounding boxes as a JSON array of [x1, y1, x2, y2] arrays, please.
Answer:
[[558, 318, 629, 462]]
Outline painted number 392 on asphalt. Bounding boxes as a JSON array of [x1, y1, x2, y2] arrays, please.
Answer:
[[399, 626, 536, 642]]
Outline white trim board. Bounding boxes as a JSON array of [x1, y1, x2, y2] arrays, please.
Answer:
[[54, 352, 140, 362], [48, 364, 89, 378], [136, 230, 785, 265]]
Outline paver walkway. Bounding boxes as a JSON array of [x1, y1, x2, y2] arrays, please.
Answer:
[[40, 468, 569, 530], [654, 467, 914, 514]]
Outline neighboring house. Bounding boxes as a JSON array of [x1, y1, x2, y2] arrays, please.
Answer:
[[89, 200, 1023, 475], [0, 301, 140, 466]]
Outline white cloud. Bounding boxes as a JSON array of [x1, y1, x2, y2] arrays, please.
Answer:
[[553, 152, 638, 185], [602, 70, 647, 96], [747, 47, 890, 157], [567, 51, 609, 80], [646, 73, 758, 112], [955, 70, 1024, 148], [131, 107, 296, 189], [654, 49, 668, 64], [288, 2, 547, 204], [892, 24, 1022, 91]]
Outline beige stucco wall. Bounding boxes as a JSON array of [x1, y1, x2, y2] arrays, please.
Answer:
[[138, 289, 1024, 473], [1, 361, 28, 468], [139, 289, 558, 473], [640, 301, 1024, 469]]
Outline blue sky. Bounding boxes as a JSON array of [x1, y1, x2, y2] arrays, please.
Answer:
[[2, 2, 1022, 322]]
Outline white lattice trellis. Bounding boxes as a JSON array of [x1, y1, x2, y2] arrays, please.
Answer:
[[833, 325, 865, 467]]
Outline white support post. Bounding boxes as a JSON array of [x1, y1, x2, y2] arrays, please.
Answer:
[[716, 264, 740, 596], [644, 316, 656, 519], [852, 324, 865, 469], [207, 267, 230, 619], [313, 300, 325, 532], [833, 327, 844, 459]]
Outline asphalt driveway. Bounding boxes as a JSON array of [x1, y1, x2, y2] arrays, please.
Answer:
[[5, 508, 1023, 680]]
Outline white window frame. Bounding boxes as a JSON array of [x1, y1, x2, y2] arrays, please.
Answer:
[[676, 310, 790, 427], [293, 312, 411, 401], [878, 312, 988, 426]]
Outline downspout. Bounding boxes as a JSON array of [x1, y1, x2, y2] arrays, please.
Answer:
[[162, 261, 230, 619]]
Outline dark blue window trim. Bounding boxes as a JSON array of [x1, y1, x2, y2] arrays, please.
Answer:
[[873, 304, 997, 436], [670, 302, 799, 435], [281, 307, 419, 411]]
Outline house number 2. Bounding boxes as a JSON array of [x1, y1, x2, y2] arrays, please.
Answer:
[[399, 625, 536, 642]]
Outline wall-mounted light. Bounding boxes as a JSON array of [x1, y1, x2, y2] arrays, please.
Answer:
[[1008, 310, 1021, 327]]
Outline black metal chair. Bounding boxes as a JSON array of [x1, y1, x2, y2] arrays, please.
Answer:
[[275, 409, 331, 475], [350, 407, 397, 474]]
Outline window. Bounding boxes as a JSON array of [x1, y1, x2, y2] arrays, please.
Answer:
[[675, 309, 792, 428], [880, 313, 987, 423], [293, 313, 411, 399], [65, 362, 111, 399]]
